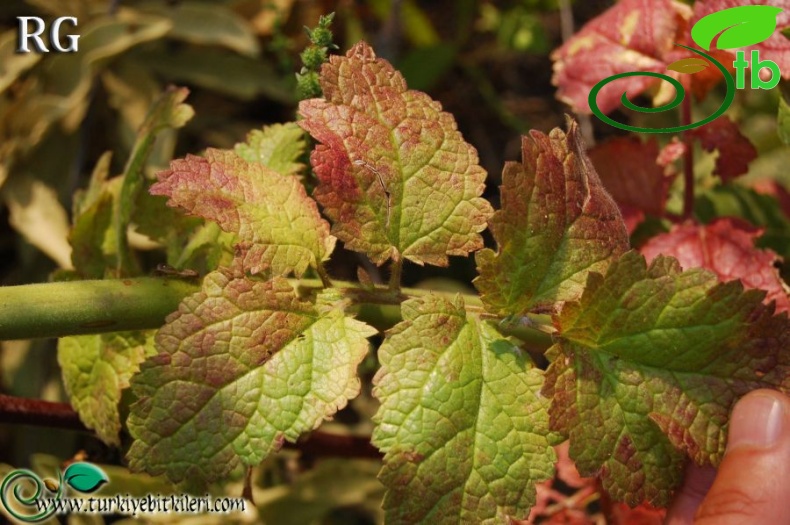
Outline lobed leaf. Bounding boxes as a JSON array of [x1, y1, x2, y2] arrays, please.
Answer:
[[58, 331, 156, 446], [150, 149, 335, 276], [687, 116, 757, 182], [372, 295, 557, 524], [127, 271, 376, 487], [235, 122, 307, 177], [641, 218, 790, 313], [543, 251, 790, 506], [298, 41, 493, 266], [475, 120, 629, 316]]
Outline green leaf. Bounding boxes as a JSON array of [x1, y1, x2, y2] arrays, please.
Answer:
[[58, 331, 156, 446], [0, 28, 41, 94], [133, 46, 295, 103], [234, 122, 307, 177], [691, 5, 782, 51], [63, 463, 110, 494], [140, 0, 260, 57], [127, 272, 376, 487], [151, 149, 335, 277], [779, 91, 790, 146], [372, 295, 557, 524], [475, 120, 629, 316], [114, 86, 194, 276], [299, 41, 493, 267], [544, 251, 790, 506]]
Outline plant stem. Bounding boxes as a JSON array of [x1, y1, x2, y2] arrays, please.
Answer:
[[0, 278, 198, 340], [0, 394, 382, 459], [315, 264, 333, 288], [681, 85, 695, 219], [0, 277, 555, 348], [0, 394, 86, 431], [388, 258, 403, 292]]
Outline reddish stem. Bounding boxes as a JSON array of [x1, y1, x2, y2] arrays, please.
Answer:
[[0, 394, 381, 460], [681, 88, 695, 220]]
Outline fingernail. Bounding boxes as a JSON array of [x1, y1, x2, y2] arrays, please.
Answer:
[[728, 393, 785, 451]]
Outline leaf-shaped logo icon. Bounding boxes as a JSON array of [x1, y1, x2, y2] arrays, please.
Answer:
[[691, 5, 782, 51], [667, 57, 710, 74], [63, 463, 109, 493]]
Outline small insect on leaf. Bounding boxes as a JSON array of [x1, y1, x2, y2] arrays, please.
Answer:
[[667, 57, 709, 74]]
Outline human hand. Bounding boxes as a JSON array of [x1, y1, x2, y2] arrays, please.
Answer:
[[665, 389, 790, 524]]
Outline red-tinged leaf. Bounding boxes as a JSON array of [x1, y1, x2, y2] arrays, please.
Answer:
[[692, 0, 790, 79], [127, 272, 376, 487], [551, 0, 692, 114], [475, 120, 629, 316], [150, 149, 335, 277], [640, 218, 790, 313], [526, 442, 599, 523], [657, 137, 686, 167], [588, 136, 678, 233], [544, 251, 790, 506], [298, 41, 493, 267], [688, 117, 757, 182], [752, 179, 790, 218]]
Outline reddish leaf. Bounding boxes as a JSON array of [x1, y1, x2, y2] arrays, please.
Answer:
[[641, 218, 790, 313], [657, 137, 687, 167], [544, 251, 790, 505], [299, 42, 492, 266], [692, 0, 790, 79], [552, 0, 692, 114], [150, 149, 334, 277], [475, 120, 629, 316], [588, 137, 678, 233], [752, 179, 790, 218], [687, 117, 757, 181]]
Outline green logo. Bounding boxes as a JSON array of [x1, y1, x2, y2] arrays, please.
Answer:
[[1, 462, 108, 522], [589, 5, 783, 133]]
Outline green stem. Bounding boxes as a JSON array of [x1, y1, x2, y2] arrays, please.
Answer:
[[388, 258, 403, 292], [0, 278, 198, 340], [0, 277, 555, 350]]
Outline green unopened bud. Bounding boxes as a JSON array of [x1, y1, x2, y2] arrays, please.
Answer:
[[296, 71, 322, 100], [301, 46, 328, 71]]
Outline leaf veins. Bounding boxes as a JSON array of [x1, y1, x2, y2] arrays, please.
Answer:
[[298, 41, 493, 267]]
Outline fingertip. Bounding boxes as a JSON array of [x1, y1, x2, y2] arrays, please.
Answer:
[[694, 389, 790, 525]]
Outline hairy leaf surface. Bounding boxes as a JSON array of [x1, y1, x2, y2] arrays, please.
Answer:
[[58, 331, 156, 446], [150, 149, 335, 276], [475, 121, 629, 316], [641, 218, 790, 313], [235, 122, 307, 177], [372, 295, 557, 524], [298, 41, 492, 266], [127, 271, 375, 486], [544, 251, 790, 506]]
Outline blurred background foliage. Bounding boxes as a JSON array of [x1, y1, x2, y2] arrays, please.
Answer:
[[0, 0, 786, 523]]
